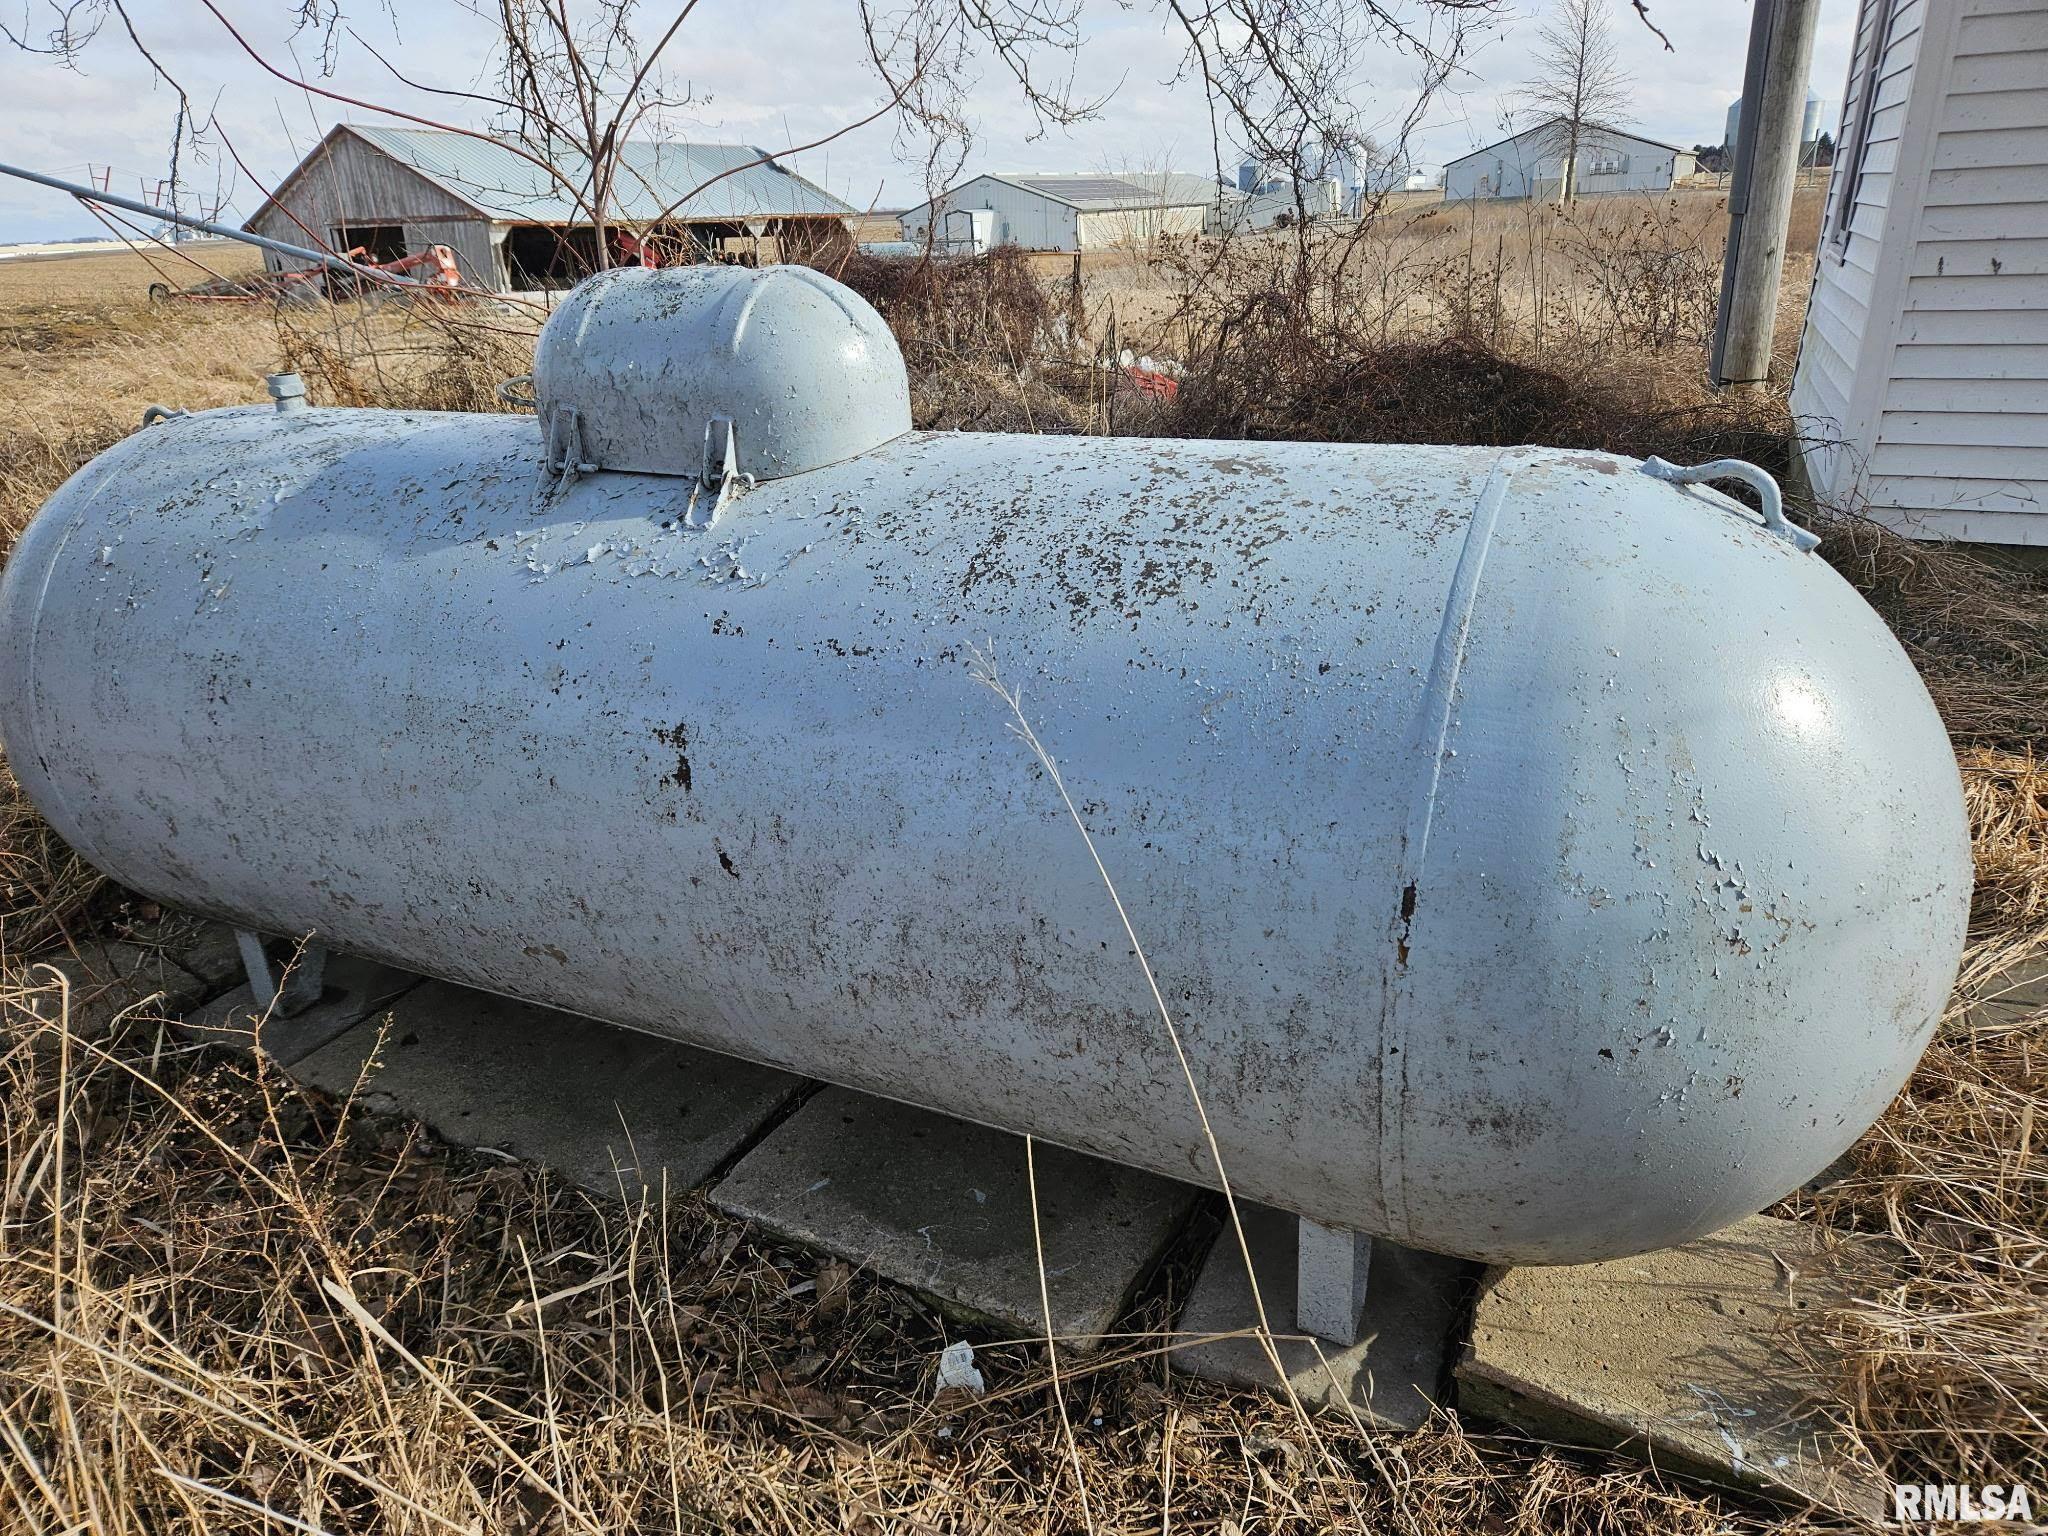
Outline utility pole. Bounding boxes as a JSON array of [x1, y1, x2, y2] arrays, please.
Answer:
[[1711, 0, 1822, 391]]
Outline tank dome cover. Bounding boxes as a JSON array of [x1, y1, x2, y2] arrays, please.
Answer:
[[532, 264, 913, 481]]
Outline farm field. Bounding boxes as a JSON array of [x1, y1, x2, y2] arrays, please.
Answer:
[[0, 191, 2041, 1534]]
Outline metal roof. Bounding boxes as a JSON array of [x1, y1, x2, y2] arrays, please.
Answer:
[[284, 125, 854, 225], [1445, 119, 1688, 169], [985, 171, 1227, 210]]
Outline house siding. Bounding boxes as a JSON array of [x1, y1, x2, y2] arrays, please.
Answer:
[[1793, 0, 2048, 543], [1791, 0, 1926, 506]]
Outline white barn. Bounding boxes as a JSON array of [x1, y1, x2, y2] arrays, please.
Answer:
[[1228, 178, 1346, 231], [897, 173, 1229, 251], [1444, 121, 1697, 202], [1790, 0, 2047, 545]]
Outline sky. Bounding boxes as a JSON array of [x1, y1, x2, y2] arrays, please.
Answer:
[[0, 0, 1857, 243]]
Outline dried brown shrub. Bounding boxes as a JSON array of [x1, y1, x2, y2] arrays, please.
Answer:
[[0, 990, 1836, 1534], [275, 300, 538, 414], [1161, 292, 1790, 472], [833, 246, 1054, 362]]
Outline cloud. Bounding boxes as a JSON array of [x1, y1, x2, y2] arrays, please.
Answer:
[[0, 0, 1855, 242]]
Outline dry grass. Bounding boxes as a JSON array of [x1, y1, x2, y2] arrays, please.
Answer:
[[0, 241, 263, 307], [0, 998, 1851, 1535], [0, 202, 2041, 1531]]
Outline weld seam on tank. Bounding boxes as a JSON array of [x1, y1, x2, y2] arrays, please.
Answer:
[[1377, 455, 1514, 1241], [0, 264, 1973, 1265], [15, 509, 91, 859]]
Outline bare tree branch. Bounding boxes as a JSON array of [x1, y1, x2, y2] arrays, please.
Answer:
[[1629, 0, 1673, 53]]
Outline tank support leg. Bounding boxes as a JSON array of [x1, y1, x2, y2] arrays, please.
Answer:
[[235, 930, 327, 1019], [1296, 1216, 1372, 1346]]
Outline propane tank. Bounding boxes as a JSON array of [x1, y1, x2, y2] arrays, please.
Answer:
[[0, 265, 1970, 1265]]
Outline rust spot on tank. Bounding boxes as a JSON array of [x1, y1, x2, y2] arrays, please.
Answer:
[[654, 720, 692, 791], [1554, 453, 1621, 475], [1396, 880, 1418, 966]]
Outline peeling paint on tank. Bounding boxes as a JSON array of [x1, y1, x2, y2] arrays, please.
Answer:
[[0, 379, 1973, 1267]]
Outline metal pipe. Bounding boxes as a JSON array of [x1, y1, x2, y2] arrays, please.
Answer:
[[1710, 0, 1823, 390], [0, 159, 412, 282]]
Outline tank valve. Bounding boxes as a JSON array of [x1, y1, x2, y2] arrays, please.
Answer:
[[265, 372, 308, 416]]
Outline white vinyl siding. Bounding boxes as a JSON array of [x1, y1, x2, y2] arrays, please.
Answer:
[[1876, 0, 2048, 536], [1793, 0, 2048, 542]]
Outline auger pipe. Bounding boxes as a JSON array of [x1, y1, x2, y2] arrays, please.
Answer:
[[0, 160, 417, 284]]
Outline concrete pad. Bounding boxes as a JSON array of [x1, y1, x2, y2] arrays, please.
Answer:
[[179, 954, 420, 1065], [1456, 1213, 1887, 1517], [119, 911, 247, 991], [1170, 1203, 1475, 1430], [9, 936, 212, 1042], [294, 982, 806, 1198], [712, 1088, 1198, 1349], [1966, 951, 2048, 1034]]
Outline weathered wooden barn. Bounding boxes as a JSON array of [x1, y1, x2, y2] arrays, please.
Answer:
[[244, 124, 856, 291], [1790, 0, 2047, 544]]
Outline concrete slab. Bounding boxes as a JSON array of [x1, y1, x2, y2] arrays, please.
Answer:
[[712, 1088, 1198, 1349], [1169, 1203, 1475, 1430], [1456, 1213, 1887, 1517], [9, 935, 213, 1042], [294, 982, 806, 1198], [1966, 951, 2048, 1034], [119, 911, 246, 991], [179, 954, 421, 1065]]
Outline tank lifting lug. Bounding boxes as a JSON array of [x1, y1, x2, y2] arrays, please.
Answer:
[[235, 930, 327, 1019], [1296, 1216, 1373, 1346], [691, 415, 755, 527], [544, 404, 595, 487], [1639, 455, 1821, 552]]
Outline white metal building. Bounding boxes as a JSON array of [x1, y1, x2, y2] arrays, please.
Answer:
[[1443, 121, 1697, 202], [1228, 179, 1346, 231], [1790, 0, 2047, 544], [897, 173, 1229, 251]]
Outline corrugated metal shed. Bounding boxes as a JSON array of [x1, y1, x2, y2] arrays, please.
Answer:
[[340, 126, 854, 222], [1443, 119, 1693, 201], [898, 170, 1234, 250], [988, 171, 1222, 210]]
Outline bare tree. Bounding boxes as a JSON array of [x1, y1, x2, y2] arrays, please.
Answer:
[[1519, 0, 1632, 205]]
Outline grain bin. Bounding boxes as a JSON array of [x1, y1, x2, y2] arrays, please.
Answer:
[[0, 264, 1971, 1264]]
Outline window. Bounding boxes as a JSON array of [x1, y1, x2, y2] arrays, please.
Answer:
[[1586, 149, 1632, 177], [332, 223, 406, 264], [1827, 0, 1899, 258]]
